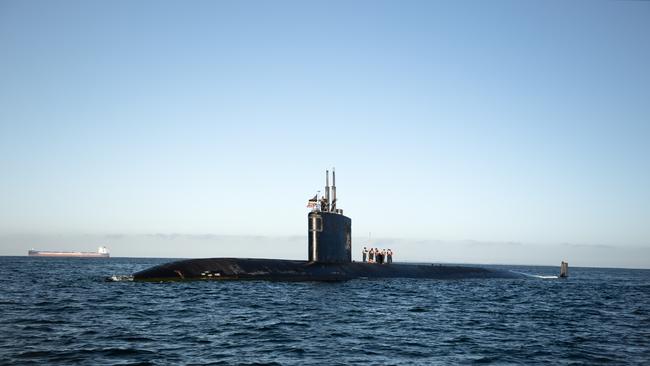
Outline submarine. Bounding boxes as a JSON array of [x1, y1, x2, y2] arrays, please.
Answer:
[[133, 169, 521, 282]]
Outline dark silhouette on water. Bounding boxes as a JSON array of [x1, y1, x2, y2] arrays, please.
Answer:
[[133, 169, 521, 281]]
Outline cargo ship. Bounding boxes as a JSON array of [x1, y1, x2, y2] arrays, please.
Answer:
[[28, 246, 110, 258]]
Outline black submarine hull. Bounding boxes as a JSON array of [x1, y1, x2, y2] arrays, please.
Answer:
[[133, 258, 522, 282]]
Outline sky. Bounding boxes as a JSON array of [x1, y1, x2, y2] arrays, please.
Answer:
[[1, 1, 649, 267]]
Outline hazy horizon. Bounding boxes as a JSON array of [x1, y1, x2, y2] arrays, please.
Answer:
[[3, 233, 650, 269], [1, 1, 648, 268]]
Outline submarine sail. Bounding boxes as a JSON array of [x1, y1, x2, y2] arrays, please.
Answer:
[[308, 169, 351, 263]]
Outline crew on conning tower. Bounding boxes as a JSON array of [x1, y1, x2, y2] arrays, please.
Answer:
[[307, 169, 351, 263]]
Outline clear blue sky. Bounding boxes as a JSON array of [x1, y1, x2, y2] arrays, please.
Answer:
[[1, 1, 649, 266]]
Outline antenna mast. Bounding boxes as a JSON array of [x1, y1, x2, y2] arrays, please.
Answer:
[[331, 168, 337, 212], [325, 170, 330, 212]]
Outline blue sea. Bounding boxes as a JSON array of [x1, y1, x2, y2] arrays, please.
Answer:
[[0, 257, 648, 365]]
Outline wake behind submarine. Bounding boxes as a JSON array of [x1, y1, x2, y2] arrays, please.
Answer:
[[133, 170, 522, 282]]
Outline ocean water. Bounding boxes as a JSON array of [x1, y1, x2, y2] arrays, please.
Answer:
[[0, 257, 648, 365]]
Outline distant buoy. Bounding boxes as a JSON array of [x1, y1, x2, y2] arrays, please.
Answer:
[[559, 261, 569, 278]]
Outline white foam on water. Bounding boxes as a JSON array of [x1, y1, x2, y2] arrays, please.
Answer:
[[511, 271, 558, 279], [106, 275, 134, 282]]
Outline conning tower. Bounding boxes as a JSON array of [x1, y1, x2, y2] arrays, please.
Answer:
[[308, 169, 352, 263]]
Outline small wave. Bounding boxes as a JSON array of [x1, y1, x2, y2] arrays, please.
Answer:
[[15, 350, 54, 359], [408, 306, 430, 313], [99, 347, 157, 357]]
